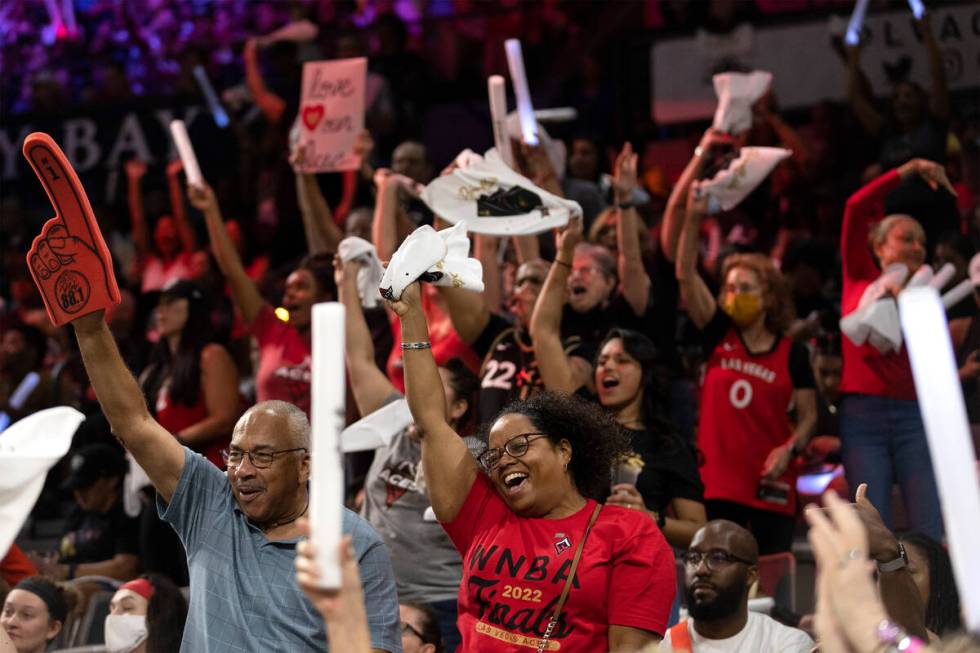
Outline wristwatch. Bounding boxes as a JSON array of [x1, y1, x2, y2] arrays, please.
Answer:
[[877, 541, 908, 573]]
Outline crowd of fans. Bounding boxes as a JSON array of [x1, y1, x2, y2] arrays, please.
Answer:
[[2, 0, 979, 652]]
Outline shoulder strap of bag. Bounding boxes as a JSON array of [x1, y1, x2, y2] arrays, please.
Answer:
[[668, 619, 694, 652], [535, 502, 602, 653]]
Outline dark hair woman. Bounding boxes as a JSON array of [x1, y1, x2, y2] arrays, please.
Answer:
[[1, 576, 75, 653], [140, 280, 240, 468], [105, 573, 188, 653], [675, 183, 818, 555], [899, 532, 961, 638], [388, 281, 677, 652]]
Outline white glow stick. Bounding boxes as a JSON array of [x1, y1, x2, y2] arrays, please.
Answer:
[[898, 287, 980, 632], [929, 262, 956, 290], [941, 279, 973, 309], [504, 39, 539, 146], [907, 264, 934, 287], [534, 107, 577, 123], [845, 0, 870, 46], [8, 372, 40, 411], [906, 0, 925, 20], [487, 76, 514, 167], [193, 66, 230, 128], [168, 120, 204, 189], [310, 302, 345, 589]]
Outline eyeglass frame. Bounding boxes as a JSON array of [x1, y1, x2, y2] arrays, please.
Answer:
[[401, 621, 426, 641], [477, 432, 550, 471], [682, 549, 756, 571], [221, 447, 308, 470]]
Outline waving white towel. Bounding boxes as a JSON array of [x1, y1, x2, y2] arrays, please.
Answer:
[[339, 237, 386, 308], [341, 397, 414, 452], [713, 71, 773, 134], [699, 146, 791, 214], [0, 407, 82, 557], [422, 149, 581, 236], [379, 221, 484, 301]]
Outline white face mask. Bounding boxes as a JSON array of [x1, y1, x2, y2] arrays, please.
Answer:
[[104, 614, 148, 653]]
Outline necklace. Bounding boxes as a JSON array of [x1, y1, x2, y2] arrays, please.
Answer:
[[262, 498, 309, 531]]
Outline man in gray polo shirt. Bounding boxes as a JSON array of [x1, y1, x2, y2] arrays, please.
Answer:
[[68, 310, 402, 652]]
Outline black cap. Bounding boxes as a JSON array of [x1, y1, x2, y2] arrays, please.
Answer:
[[61, 444, 127, 490], [159, 279, 205, 303]]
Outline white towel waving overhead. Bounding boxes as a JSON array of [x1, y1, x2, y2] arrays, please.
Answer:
[[339, 237, 386, 308], [713, 71, 773, 134], [379, 221, 484, 301], [0, 407, 83, 557], [699, 146, 791, 214], [422, 149, 581, 236], [341, 398, 414, 452]]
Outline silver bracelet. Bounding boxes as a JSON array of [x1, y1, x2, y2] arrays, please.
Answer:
[[401, 341, 432, 350]]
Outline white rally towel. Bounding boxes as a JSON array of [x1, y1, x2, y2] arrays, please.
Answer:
[[0, 407, 83, 557], [341, 397, 414, 452], [422, 149, 581, 236], [699, 146, 791, 214], [379, 221, 484, 301], [338, 237, 386, 309], [712, 71, 773, 134], [841, 263, 910, 351]]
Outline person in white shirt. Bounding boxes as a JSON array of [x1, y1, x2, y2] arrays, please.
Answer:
[[659, 520, 813, 652]]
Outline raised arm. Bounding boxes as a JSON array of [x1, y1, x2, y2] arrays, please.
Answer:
[[475, 233, 502, 315], [675, 184, 717, 329], [188, 183, 264, 324], [173, 343, 240, 448], [387, 283, 479, 522], [243, 38, 286, 124], [529, 219, 593, 394], [124, 159, 150, 260], [917, 13, 950, 121], [336, 257, 397, 416], [71, 313, 185, 502], [660, 129, 724, 262], [845, 44, 884, 137], [612, 143, 651, 315], [166, 159, 198, 253], [372, 170, 423, 262]]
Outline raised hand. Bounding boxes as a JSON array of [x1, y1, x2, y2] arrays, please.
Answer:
[[24, 133, 120, 327], [611, 142, 638, 205], [898, 158, 956, 196], [385, 280, 422, 318], [187, 182, 218, 213], [124, 158, 147, 180], [557, 215, 584, 256]]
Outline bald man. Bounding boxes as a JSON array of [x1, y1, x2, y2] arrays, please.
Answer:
[[660, 520, 812, 652]]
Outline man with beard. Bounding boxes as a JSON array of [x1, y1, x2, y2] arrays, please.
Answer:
[[660, 520, 812, 652]]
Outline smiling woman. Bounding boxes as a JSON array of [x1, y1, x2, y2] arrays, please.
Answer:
[[389, 282, 677, 653]]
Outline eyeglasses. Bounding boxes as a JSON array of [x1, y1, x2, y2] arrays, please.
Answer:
[[401, 622, 425, 640], [682, 550, 755, 571], [221, 447, 308, 470], [478, 432, 549, 471]]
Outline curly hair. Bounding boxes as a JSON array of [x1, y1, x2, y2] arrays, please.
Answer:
[[718, 253, 795, 335], [899, 532, 961, 636], [144, 573, 188, 653], [486, 392, 631, 502]]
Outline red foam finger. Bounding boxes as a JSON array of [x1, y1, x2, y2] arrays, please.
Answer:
[[23, 133, 120, 326]]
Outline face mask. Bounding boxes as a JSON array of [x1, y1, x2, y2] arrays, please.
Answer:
[[104, 614, 148, 653], [722, 292, 763, 328]]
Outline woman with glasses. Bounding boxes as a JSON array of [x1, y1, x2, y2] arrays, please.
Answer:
[[675, 184, 817, 555], [387, 282, 676, 652], [140, 280, 240, 468], [400, 603, 443, 653]]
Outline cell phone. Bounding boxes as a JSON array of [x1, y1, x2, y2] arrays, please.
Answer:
[[757, 478, 790, 506]]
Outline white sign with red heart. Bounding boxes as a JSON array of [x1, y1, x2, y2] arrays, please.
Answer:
[[296, 57, 366, 173]]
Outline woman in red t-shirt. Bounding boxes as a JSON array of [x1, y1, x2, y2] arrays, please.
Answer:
[[139, 281, 240, 467], [676, 185, 817, 554], [839, 159, 955, 540], [388, 282, 676, 653]]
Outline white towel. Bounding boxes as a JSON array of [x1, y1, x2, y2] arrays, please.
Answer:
[[422, 149, 581, 236], [712, 71, 773, 134], [379, 221, 485, 301], [699, 146, 791, 214], [341, 398, 414, 452], [339, 237, 386, 308], [0, 407, 82, 557]]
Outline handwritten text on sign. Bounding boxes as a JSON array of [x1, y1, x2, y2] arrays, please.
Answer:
[[298, 57, 366, 173]]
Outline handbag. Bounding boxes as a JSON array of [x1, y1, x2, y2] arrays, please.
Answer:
[[535, 503, 603, 653]]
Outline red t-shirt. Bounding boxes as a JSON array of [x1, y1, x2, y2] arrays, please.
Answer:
[[698, 314, 811, 515], [386, 286, 480, 394], [840, 169, 916, 400], [251, 304, 312, 416], [442, 474, 675, 652], [154, 377, 229, 468]]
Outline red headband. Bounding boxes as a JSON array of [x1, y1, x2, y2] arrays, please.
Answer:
[[119, 578, 155, 601]]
